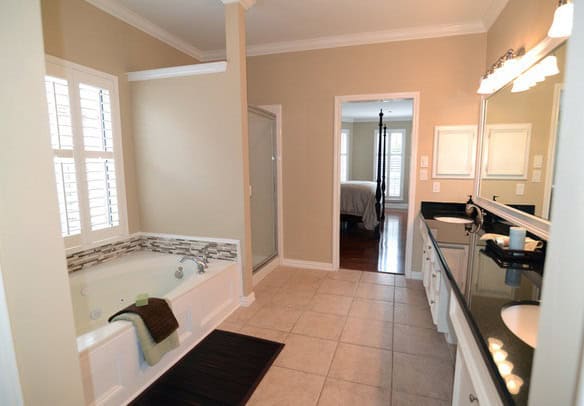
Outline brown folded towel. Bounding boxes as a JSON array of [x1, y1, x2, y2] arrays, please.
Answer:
[[108, 298, 179, 343]]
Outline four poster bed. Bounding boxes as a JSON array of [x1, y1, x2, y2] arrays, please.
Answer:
[[340, 109, 389, 238]]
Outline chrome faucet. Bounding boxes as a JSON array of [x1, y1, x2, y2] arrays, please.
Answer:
[[465, 202, 485, 232], [179, 256, 206, 274]]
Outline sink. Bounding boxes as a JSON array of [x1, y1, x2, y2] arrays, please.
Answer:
[[434, 216, 473, 224], [500, 302, 540, 348]]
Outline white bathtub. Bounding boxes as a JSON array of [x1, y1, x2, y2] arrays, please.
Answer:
[[69, 251, 241, 405]]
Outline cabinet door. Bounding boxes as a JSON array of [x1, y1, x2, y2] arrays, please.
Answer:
[[439, 244, 469, 293], [452, 347, 481, 405]]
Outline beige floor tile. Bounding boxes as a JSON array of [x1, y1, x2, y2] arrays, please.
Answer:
[[393, 324, 451, 360], [318, 378, 391, 406], [217, 320, 243, 333], [355, 282, 394, 302], [328, 269, 362, 282], [318, 279, 357, 297], [394, 303, 434, 329], [274, 334, 337, 375], [247, 366, 325, 406], [238, 325, 288, 343], [294, 268, 330, 279], [257, 270, 293, 289], [225, 302, 263, 324], [394, 276, 425, 290], [393, 352, 454, 401], [292, 311, 346, 340], [247, 306, 303, 332], [349, 298, 394, 322], [284, 275, 323, 293], [328, 343, 392, 388], [360, 272, 396, 286], [341, 317, 393, 350], [270, 290, 315, 310], [311, 294, 353, 316], [394, 287, 428, 306], [392, 391, 449, 406]]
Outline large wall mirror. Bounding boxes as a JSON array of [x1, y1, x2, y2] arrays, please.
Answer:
[[477, 41, 567, 231]]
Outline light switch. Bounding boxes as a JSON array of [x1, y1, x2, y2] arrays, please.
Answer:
[[433, 182, 441, 193], [533, 155, 543, 168], [516, 183, 525, 195], [419, 169, 428, 181], [420, 155, 429, 168], [532, 169, 542, 183]]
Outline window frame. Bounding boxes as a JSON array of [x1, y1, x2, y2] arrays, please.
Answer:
[[373, 128, 407, 201], [45, 55, 128, 253]]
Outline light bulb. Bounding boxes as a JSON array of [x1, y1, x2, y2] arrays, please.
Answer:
[[498, 360, 514, 377], [505, 374, 524, 395], [477, 77, 492, 94], [548, 2, 574, 38], [492, 349, 508, 363], [539, 55, 560, 77], [511, 78, 532, 93]]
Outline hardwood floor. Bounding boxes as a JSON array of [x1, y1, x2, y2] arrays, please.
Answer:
[[339, 209, 407, 274]]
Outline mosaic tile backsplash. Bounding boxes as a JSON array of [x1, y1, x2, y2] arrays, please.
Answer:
[[67, 235, 238, 272]]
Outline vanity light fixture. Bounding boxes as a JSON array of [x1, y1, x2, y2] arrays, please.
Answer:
[[511, 55, 560, 93], [548, 0, 574, 38], [477, 49, 518, 94]]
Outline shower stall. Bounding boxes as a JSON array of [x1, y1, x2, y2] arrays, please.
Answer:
[[248, 106, 278, 271]]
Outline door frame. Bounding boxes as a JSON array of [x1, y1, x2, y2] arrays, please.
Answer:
[[332, 92, 420, 278]]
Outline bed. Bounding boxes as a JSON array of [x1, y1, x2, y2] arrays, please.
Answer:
[[340, 181, 379, 230]]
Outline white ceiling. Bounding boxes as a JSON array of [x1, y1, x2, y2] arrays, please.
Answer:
[[342, 99, 414, 122], [88, 0, 509, 60]]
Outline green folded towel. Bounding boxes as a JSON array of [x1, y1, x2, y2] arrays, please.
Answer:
[[111, 312, 179, 366]]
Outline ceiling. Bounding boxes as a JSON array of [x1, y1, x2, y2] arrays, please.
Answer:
[[342, 99, 414, 122], [89, 0, 509, 60]]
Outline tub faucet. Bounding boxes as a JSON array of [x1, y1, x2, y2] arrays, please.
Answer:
[[179, 256, 206, 274]]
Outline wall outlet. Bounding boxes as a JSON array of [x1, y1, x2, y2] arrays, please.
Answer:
[[419, 169, 428, 181], [532, 169, 542, 183], [420, 155, 429, 168], [433, 182, 441, 193], [516, 183, 525, 195], [533, 155, 543, 168]]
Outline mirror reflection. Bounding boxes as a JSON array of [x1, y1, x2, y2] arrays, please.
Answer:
[[479, 43, 567, 220]]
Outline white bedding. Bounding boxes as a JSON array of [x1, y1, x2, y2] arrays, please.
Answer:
[[340, 181, 379, 230]]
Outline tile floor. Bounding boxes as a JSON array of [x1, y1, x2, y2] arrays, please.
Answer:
[[220, 267, 455, 406]]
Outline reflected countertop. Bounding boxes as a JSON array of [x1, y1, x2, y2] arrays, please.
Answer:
[[420, 202, 544, 406]]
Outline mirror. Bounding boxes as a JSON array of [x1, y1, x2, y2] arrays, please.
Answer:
[[478, 43, 567, 221]]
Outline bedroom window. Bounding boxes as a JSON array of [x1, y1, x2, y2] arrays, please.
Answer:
[[340, 129, 350, 182], [375, 129, 406, 200], [45, 57, 127, 250]]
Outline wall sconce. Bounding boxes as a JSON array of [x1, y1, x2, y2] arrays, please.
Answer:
[[477, 49, 519, 94], [548, 0, 574, 38]]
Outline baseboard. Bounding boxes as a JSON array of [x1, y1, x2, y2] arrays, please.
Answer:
[[252, 256, 280, 286], [281, 258, 334, 271], [240, 292, 256, 307], [386, 202, 408, 210]]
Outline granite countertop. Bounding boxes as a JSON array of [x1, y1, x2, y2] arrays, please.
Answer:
[[420, 202, 544, 406]]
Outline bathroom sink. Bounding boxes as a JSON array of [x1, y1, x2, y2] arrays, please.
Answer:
[[434, 216, 473, 224], [500, 302, 540, 348]]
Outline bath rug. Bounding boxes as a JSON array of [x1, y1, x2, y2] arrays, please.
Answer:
[[130, 329, 284, 406]]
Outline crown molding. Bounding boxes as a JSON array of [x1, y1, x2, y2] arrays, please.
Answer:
[[482, 0, 510, 30], [127, 61, 227, 82], [221, 0, 256, 11], [201, 21, 486, 60], [84, 0, 204, 61]]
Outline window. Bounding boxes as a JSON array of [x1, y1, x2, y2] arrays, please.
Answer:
[[44, 57, 127, 249], [374, 129, 406, 201], [340, 129, 350, 182]]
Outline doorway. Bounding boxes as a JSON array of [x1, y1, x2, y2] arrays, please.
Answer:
[[333, 93, 420, 277]]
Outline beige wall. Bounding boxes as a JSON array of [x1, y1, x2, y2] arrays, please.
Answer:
[[0, 1, 84, 403], [41, 0, 198, 233], [486, 0, 557, 64], [131, 4, 254, 294], [248, 34, 486, 263]]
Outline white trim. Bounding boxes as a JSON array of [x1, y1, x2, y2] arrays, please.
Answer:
[[259, 105, 284, 262], [127, 62, 227, 82], [203, 22, 485, 61], [252, 256, 281, 286], [387, 202, 408, 210], [473, 36, 569, 239], [281, 258, 334, 271], [333, 92, 420, 279], [542, 83, 563, 219], [220, 0, 256, 11], [240, 292, 256, 307], [84, 0, 204, 61]]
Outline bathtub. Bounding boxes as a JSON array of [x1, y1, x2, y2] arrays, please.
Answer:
[[69, 250, 241, 405]]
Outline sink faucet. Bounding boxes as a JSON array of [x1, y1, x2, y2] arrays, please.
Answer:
[[465, 202, 484, 231], [179, 256, 206, 274]]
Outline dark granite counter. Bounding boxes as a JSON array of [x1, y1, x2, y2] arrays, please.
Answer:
[[420, 202, 544, 406]]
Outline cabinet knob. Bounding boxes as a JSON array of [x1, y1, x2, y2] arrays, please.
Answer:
[[430, 300, 435, 304], [469, 393, 479, 403]]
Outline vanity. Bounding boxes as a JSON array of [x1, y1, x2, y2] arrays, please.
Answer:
[[415, 32, 568, 406]]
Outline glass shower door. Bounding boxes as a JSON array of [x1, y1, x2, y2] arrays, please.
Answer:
[[248, 107, 278, 271]]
